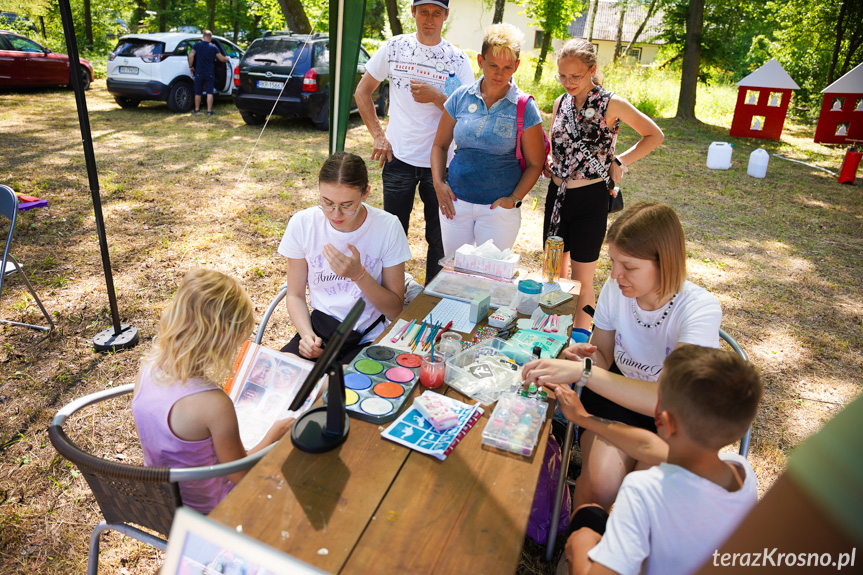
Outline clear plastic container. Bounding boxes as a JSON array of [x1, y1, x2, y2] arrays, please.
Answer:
[[444, 338, 536, 405], [482, 394, 548, 456], [747, 148, 769, 178], [516, 280, 542, 315], [707, 142, 733, 170]]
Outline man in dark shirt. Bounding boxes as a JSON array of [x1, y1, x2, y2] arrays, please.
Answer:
[[188, 30, 230, 115]]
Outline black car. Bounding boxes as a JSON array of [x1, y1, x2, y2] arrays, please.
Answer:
[[233, 31, 388, 130]]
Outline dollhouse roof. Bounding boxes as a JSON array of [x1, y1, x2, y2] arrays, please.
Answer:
[[736, 59, 800, 90], [821, 62, 863, 93]]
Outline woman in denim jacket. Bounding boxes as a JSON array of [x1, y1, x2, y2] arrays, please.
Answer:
[[430, 23, 546, 257]]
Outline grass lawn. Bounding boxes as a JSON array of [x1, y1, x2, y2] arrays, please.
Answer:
[[0, 80, 860, 574]]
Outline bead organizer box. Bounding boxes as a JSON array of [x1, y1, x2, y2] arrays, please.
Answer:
[[482, 394, 548, 457], [341, 345, 424, 424]]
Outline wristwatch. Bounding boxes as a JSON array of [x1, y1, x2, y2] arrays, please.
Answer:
[[613, 157, 624, 168], [511, 195, 523, 208], [574, 358, 592, 388]]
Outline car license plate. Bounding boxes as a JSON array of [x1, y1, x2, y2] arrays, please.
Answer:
[[119, 66, 138, 75], [257, 80, 284, 90]]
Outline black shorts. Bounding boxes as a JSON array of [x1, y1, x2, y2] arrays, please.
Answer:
[[579, 363, 657, 436], [543, 179, 609, 263]]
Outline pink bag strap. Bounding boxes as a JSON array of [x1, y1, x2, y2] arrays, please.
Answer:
[[516, 93, 532, 163]]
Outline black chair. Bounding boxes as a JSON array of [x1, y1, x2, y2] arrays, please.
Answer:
[[0, 184, 54, 332], [544, 328, 754, 561], [49, 384, 274, 575]]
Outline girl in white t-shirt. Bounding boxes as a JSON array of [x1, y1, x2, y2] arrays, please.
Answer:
[[522, 202, 722, 511], [278, 152, 412, 363]]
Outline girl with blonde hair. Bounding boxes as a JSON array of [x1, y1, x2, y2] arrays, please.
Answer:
[[132, 268, 293, 513]]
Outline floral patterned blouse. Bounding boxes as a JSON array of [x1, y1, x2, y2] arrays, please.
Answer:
[[550, 86, 620, 182]]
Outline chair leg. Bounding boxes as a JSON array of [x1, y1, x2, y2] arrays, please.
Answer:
[[88, 520, 168, 575], [0, 255, 54, 332], [546, 419, 576, 562]]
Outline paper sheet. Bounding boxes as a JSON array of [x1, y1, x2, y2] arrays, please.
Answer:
[[542, 280, 577, 294], [423, 298, 477, 334]]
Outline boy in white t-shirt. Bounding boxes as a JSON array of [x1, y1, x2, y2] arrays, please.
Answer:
[[549, 345, 762, 575]]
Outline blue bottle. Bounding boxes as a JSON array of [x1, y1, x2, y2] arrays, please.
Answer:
[[444, 71, 460, 97]]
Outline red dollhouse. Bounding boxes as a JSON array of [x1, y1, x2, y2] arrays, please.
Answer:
[[730, 59, 799, 140], [814, 62, 863, 144]]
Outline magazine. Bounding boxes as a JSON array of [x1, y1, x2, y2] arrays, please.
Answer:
[[225, 341, 325, 450], [381, 391, 483, 461]]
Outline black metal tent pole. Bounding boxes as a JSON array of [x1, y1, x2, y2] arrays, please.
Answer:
[[57, 0, 139, 352]]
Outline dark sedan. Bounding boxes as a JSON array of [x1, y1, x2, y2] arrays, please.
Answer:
[[0, 30, 93, 89]]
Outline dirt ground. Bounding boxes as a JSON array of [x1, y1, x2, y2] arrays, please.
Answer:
[[0, 82, 860, 574]]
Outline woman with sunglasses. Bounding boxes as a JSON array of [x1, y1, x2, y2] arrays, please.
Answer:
[[278, 152, 411, 363], [545, 39, 664, 334]]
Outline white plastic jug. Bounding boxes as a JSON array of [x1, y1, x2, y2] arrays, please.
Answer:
[[747, 148, 769, 178], [707, 142, 733, 170]]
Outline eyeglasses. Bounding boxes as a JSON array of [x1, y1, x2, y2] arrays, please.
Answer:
[[319, 200, 359, 215], [555, 71, 591, 86]]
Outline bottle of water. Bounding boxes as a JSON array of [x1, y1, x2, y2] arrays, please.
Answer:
[[444, 71, 460, 97]]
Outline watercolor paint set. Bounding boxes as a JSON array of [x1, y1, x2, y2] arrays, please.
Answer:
[[481, 394, 549, 457], [340, 345, 425, 424]]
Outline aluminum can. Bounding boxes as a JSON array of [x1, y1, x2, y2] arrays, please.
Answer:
[[543, 236, 564, 283]]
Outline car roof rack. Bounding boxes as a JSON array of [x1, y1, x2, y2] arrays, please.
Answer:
[[263, 29, 292, 37]]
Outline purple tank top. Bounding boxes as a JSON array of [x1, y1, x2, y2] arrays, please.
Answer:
[[550, 86, 620, 181], [132, 363, 233, 514]]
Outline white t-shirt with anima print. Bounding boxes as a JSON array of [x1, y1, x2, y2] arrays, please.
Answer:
[[277, 204, 411, 343], [365, 33, 474, 167]]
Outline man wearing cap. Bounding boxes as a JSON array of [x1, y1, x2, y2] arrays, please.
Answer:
[[355, 0, 474, 284]]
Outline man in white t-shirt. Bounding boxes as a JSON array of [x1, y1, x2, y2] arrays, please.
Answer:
[[355, 0, 474, 284], [544, 345, 762, 575]]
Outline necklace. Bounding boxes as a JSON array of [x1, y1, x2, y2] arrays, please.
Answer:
[[631, 293, 677, 329]]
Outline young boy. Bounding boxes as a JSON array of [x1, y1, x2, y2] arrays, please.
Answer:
[[546, 345, 762, 575]]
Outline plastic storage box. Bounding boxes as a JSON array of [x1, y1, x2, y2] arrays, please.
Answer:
[[482, 394, 548, 456], [444, 338, 536, 405]]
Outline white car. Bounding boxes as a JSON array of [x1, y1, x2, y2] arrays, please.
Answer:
[[106, 32, 244, 112]]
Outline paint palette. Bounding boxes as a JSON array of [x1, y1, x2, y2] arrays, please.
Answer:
[[341, 345, 424, 424]]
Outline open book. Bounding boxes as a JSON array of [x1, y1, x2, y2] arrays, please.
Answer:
[[381, 391, 483, 461], [225, 342, 325, 450]]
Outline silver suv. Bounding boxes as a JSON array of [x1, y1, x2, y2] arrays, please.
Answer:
[[106, 32, 244, 112]]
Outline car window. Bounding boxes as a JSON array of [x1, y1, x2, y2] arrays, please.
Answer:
[[173, 39, 195, 56], [113, 39, 163, 59], [219, 40, 242, 59], [243, 38, 301, 66], [6, 35, 43, 53], [357, 48, 369, 65], [0, 34, 11, 50], [314, 43, 329, 67]]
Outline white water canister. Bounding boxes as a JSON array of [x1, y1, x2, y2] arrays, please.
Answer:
[[747, 148, 769, 178], [707, 142, 733, 170]]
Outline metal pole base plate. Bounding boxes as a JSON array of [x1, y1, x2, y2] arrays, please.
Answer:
[[93, 324, 140, 352]]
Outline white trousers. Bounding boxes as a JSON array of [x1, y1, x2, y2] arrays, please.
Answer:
[[439, 199, 522, 257]]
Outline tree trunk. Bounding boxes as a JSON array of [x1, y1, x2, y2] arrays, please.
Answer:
[[207, 0, 216, 31], [613, 1, 626, 62], [493, 0, 506, 24], [622, 0, 656, 59], [39, 16, 47, 38], [131, 0, 148, 33], [587, 0, 599, 42], [277, 0, 312, 34], [84, 0, 93, 47], [675, 0, 704, 119], [158, 0, 167, 33], [385, 0, 403, 36], [827, 0, 847, 85], [535, 27, 552, 82]]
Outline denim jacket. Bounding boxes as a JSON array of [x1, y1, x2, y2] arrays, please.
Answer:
[[444, 77, 541, 205]]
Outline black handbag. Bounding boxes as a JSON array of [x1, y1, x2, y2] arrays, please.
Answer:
[[608, 188, 624, 213], [310, 308, 384, 359]]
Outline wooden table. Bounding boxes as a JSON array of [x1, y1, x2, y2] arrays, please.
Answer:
[[210, 285, 578, 574]]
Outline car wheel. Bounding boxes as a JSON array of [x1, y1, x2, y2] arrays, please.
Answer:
[[376, 84, 389, 118], [240, 110, 265, 125], [70, 68, 91, 91], [167, 81, 194, 113], [114, 96, 140, 109]]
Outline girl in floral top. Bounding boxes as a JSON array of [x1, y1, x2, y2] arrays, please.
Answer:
[[543, 39, 664, 332]]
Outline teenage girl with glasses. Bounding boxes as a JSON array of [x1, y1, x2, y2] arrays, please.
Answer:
[[277, 152, 412, 363], [544, 39, 664, 334]]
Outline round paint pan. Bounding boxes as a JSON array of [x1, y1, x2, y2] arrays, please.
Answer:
[[354, 359, 384, 376], [345, 372, 372, 391], [396, 353, 422, 368], [374, 382, 405, 399], [345, 389, 359, 406], [366, 345, 396, 361], [360, 397, 393, 417], [385, 366, 414, 384]]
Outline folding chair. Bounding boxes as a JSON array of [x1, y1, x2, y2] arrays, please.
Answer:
[[48, 384, 274, 575], [0, 184, 54, 332], [544, 328, 754, 561]]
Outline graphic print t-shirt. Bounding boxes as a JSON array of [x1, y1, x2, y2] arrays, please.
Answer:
[[277, 204, 411, 342], [365, 33, 474, 167]]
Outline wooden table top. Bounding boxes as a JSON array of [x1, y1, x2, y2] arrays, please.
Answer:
[[209, 280, 578, 574]]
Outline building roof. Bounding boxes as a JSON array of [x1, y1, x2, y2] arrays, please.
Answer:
[[736, 58, 800, 90], [821, 62, 863, 94], [569, 0, 664, 45]]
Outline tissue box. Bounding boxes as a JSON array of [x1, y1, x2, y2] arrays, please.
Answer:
[[454, 241, 520, 279]]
